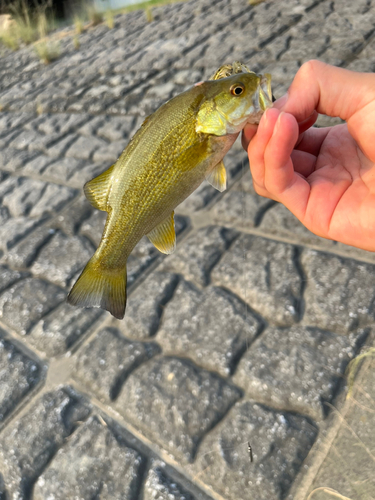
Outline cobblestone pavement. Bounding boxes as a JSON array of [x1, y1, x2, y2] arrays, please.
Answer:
[[0, 0, 375, 499]]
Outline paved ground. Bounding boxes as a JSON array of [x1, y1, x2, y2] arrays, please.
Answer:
[[0, 0, 374, 499]]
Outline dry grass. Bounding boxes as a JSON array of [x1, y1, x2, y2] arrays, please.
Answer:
[[33, 39, 60, 64], [105, 9, 114, 29], [145, 6, 154, 22], [0, 0, 55, 49], [307, 487, 352, 500], [73, 15, 84, 34], [346, 347, 375, 399]]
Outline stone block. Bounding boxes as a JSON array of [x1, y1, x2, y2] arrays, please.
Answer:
[[31, 231, 94, 287], [159, 226, 239, 287], [75, 327, 160, 400], [0, 216, 42, 252], [302, 249, 375, 334], [33, 415, 145, 500], [144, 463, 195, 500], [0, 388, 90, 500], [233, 325, 368, 420], [29, 302, 103, 357], [211, 234, 303, 326], [65, 135, 107, 160], [0, 277, 65, 335], [116, 357, 241, 461], [211, 171, 275, 228], [118, 272, 179, 339], [192, 400, 317, 500], [0, 265, 28, 293], [158, 281, 263, 377], [0, 327, 41, 422]]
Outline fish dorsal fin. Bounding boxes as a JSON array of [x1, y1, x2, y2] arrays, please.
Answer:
[[84, 164, 114, 211], [196, 100, 227, 136], [206, 161, 227, 192], [147, 212, 176, 254]]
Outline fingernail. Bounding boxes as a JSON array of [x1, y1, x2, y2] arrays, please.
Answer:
[[262, 108, 270, 125], [274, 111, 284, 134], [273, 93, 288, 110]]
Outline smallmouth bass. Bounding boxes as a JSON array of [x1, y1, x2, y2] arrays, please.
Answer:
[[68, 67, 273, 319]]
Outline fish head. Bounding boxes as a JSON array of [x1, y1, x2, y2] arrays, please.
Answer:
[[196, 72, 273, 136]]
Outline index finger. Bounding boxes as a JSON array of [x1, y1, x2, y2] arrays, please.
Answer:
[[275, 60, 375, 123]]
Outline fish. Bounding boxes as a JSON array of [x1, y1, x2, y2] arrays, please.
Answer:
[[67, 66, 273, 319]]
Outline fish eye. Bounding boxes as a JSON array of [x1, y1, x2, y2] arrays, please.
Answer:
[[230, 83, 245, 96]]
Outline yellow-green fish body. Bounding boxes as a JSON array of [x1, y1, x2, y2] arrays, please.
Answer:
[[68, 71, 272, 319]]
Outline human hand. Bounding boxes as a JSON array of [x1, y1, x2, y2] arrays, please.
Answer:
[[242, 60, 375, 251]]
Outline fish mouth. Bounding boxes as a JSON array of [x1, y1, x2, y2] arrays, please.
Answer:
[[258, 73, 273, 111]]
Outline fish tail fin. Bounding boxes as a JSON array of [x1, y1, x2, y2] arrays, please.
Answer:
[[67, 258, 127, 320]]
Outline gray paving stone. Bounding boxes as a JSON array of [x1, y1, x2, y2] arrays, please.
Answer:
[[65, 135, 108, 160], [159, 226, 239, 287], [68, 162, 108, 187], [80, 208, 106, 247], [92, 140, 125, 163], [157, 281, 263, 377], [0, 216, 42, 252], [31, 231, 94, 287], [211, 171, 275, 229], [0, 327, 41, 422], [144, 462, 195, 500], [307, 360, 375, 500], [1, 225, 54, 268], [96, 115, 135, 141], [118, 272, 179, 339], [192, 400, 317, 500], [29, 183, 77, 218], [177, 183, 219, 213], [2, 178, 46, 217], [33, 415, 145, 500], [260, 202, 333, 246], [0, 387, 90, 500], [212, 235, 303, 326], [233, 325, 368, 420], [0, 265, 28, 293], [0, 112, 34, 132], [22, 154, 56, 176], [0, 476, 5, 500], [75, 327, 160, 400], [116, 357, 241, 462], [29, 302, 103, 357], [0, 148, 38, 171], [41, 157, 88, 184], [76, 116, 106, 137], [0, 277, 65, 335], [53, 195, 93, 236], [46, 133, 77, 158], [36, 113, 90, 136], [302, 250, 375, 334]]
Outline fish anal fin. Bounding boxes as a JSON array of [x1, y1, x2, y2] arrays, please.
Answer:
[[67, 257, 127, 319], [147, 212, 176, 254], [84, 164, 114, 211], [206, 161, 227, 192]]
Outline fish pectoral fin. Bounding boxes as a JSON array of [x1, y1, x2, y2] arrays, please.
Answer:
[[147, 212, 176, 254], [206, 161, 227, 192], [84, 164, 114, 211], [196, 100, 227, 136]]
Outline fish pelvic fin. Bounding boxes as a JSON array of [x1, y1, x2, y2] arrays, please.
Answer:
[[147, 211, 176, 254], [67, 258, 127, 319], [206, 161, 227, 192], [84, 164, 114, 211]]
